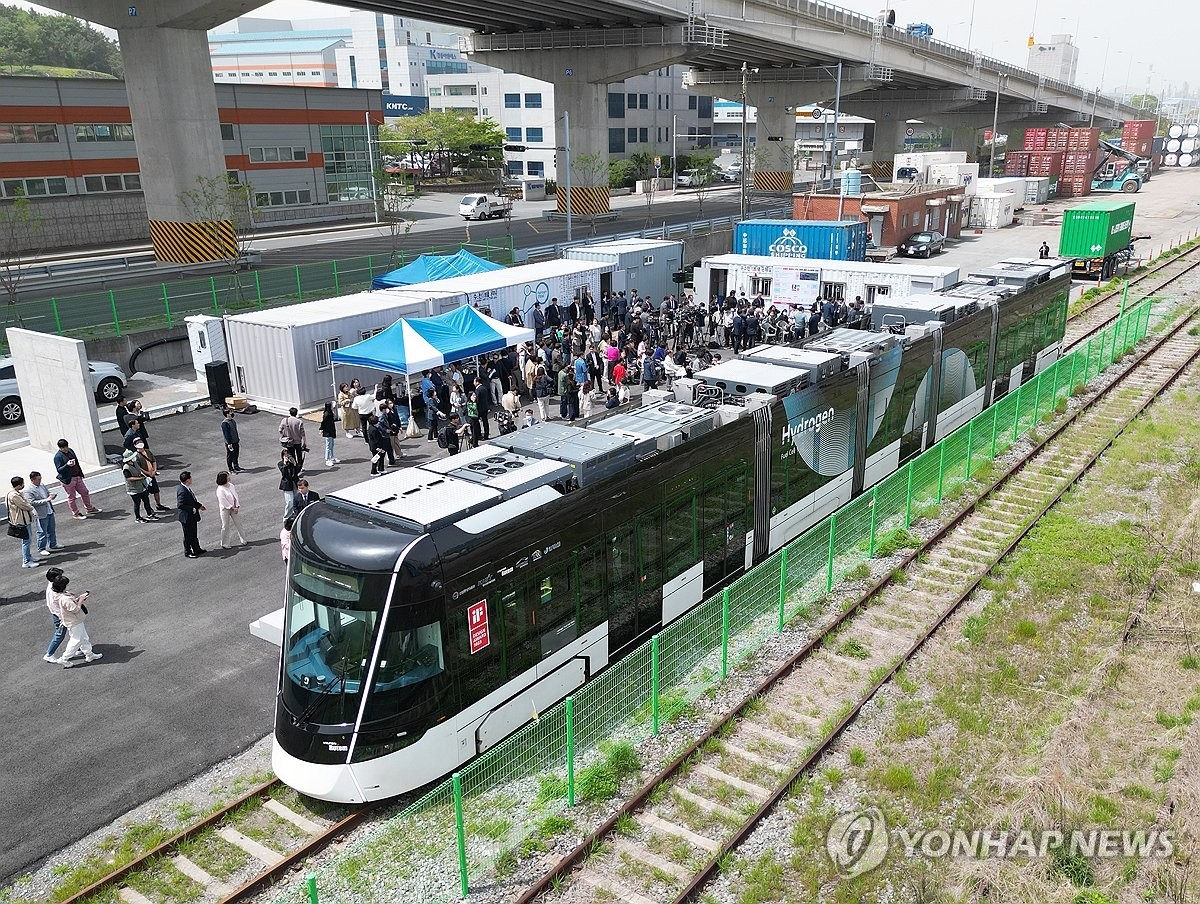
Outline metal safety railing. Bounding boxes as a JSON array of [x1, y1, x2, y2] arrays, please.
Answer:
[[0, 238, 516, 353], [271, 299, 1153, 904]]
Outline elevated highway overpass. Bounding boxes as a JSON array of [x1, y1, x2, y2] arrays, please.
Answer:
[[38, 0, 1142, 261]]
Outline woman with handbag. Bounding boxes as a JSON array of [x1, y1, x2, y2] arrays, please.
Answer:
[[215, 470, 247, 549], [338, 383, 361, 439], [6, 475, 37, 567], [52, 574, 100, 667], [278, 448, 300, 519], [121, 449, 156, 524], [320, 402, 339, 468]]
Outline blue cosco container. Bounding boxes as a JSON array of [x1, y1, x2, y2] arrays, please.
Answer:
[[733, 219, 868, 261]]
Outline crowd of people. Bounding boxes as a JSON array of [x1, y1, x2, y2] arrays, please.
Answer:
[[9, 283, 876, 667]]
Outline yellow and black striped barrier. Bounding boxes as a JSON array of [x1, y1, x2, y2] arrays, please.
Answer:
[[148, 219, 237, 264], [753, 171, 793, 193], [555, 186, 610, 217]]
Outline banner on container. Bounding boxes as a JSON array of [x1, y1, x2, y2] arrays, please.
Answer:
[[769, 266, 820, 307]]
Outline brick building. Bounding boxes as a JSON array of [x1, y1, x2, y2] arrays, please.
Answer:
[[793, 184, 966, 249]]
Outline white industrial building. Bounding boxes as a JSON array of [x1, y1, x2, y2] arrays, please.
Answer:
[[1026, 35, 1080, 85]]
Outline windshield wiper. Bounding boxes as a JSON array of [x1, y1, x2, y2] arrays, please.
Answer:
[[292, 658, 353, 727]]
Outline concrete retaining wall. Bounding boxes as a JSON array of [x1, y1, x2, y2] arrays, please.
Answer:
[[681, 228, 734, 267], [83, 327, 192, 375]]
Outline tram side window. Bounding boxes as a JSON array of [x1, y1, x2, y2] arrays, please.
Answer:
[[664, 493, 697, 577], [575, 540, 606, 635], [453, 595, 504, 709], [966, 341, 989, 389], [536, 562, 577, 659], [638, 509, 663, 592], [500, 580, 541, 679], [607, 522, 639, 652]]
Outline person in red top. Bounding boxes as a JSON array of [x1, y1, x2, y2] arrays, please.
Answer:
[[612, 360, 629, 404]]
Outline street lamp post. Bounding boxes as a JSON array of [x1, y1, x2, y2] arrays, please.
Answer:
[[740, 62, 749, 222], [991, 70, 1006, 177], [672, 112, 678, 195], [365, 110, 380, 222], [1088, 36, 1111, 128]]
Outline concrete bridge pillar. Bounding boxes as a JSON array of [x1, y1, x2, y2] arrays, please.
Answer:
[[32, 0, 264, 263], [470, 35, 697, 216], [746, 89, 796, 194]]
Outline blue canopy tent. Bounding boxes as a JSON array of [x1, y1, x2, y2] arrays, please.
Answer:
[[330, 304, 534, 377], [370, 249, 505, 290]]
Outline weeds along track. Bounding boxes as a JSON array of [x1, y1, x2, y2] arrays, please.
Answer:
[[57, 780, 369, 904], [1065, 242, 1200, 350], [517, 311, 1200, 904]]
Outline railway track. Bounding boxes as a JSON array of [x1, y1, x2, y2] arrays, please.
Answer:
[[513, 303, 1200, 904], [1064, 240, 1200, 350], [58, 779, 370, 904]]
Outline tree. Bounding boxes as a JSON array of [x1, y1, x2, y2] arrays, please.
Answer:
[[0, 194, 40, 329], [178, 174, 255, 307], [0, 5, 122, 77], [627, 151, 665, 227], [686, 150, 720, 218], [381, 112, 506, 179]]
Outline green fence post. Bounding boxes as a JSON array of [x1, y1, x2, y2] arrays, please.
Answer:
[[964, 420, 974, 481], [936, 441, 946, 502], [720, 588, 730, 680], [332, 260, 341, 296], [1032, 372, 1042, 422], [1011, 383, 1022, 441], [867, 487, 879, 558], [1048, 359, 1059, 411], [306, 874, 319, 904], [453, 772, 468, 898], [50, 298, 62, 335], [825, 513, 837, 593], [904, 461, 915, 528], [990, 404, 999, 459], [367, 255, 375, 279], [108, 290, 121, 337], [650, 636, 660, 735], [1068, 349, 1077, 394], [778, 546, 788, 632], [565, 696, 575, 806], [254, 270, 263, 309], [295, 265, 304, 301], [161, 284, 173, 328]]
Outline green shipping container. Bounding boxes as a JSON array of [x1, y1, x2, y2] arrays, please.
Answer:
[[1059, 200, 1136, 259]]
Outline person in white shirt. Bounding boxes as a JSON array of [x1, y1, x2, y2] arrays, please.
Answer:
[[214, 470, 247, 549], [42, 566, 70, 664], [53, 574, 101, 667]]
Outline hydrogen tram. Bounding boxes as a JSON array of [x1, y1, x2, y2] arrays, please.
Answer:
[[273, 257, 1072, 802]]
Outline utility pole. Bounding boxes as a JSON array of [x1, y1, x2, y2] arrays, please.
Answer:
[[365, 110, 380, 222], [672, 112, 678, 195], [991, 69, 1005, 177], [563, 109, 572, 242]]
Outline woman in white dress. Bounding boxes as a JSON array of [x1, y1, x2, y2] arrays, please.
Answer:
[[215, 470, 247, 549]]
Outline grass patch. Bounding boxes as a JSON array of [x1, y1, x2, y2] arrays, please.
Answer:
[[1154, 711, 1192, 729], [737, 852, 786, 904], [44, 821, 176, 903], [848, 747, 867, 767], [1013, 618, 1039, 641], [1050, 849, 1095, 887], [843, 562, 871, 583], [875, 764, 917, 794], [534, 773, 567, 806], [576, 741, 641, 803], [1180, 654, 1199, 670], [839, 638, 871, 660], [875, 528, 920, 558]]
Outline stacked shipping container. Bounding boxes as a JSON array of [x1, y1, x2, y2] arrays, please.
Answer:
[[1015, 126, 1102, 197], [1121, 120, 1155, 159]]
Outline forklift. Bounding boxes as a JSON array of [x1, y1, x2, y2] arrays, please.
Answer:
[[1091, 138, 1150, 193]]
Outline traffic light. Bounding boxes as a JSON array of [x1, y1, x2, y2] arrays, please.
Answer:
[[503, 144, 527, 152], [469, 143, 487, 151], [672, 270, 686, 284], [767, 136, 784, 142], [409, 139, 428, 146]]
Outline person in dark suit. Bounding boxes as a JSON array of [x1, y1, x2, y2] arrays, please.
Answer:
[[176, 470, 207, 558], [293, 479, 320, 513]]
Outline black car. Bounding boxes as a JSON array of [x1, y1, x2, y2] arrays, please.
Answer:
[[898, 230, 946, 258]]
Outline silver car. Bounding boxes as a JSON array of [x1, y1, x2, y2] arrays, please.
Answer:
[[0, 356, 127, 425]]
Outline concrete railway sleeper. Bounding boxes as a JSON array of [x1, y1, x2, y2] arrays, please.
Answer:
[[57, 780, 371, 904], [514, 306, 1200, 904]]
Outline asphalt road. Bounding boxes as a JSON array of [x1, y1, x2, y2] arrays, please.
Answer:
[[0, 409, 446, 880]]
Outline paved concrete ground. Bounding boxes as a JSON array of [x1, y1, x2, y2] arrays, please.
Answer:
[[935, 167, 1200, 273], [0, 404, 446, 881]]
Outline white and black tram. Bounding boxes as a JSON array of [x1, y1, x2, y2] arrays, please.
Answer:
[[272, 258, 1072, 802]]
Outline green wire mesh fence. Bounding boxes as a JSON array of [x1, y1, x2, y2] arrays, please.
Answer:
[[272, 298, 1152, 904], [0, 239, 515, 351]]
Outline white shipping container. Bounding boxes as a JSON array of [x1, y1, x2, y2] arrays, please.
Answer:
[[1024, 177, 1051, 205], [378, 258, 613, 322], [564, 238, 684, 306], [927, 162, 979, 196], [224, 289, 462, 412], [975, 177, 1028, 208], [968, 193, 1017, 229], [693, 253, 960, 307], [892, 151, 969, 182]]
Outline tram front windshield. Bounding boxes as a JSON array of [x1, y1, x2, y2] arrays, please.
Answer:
[[282, 559, 444, 728]]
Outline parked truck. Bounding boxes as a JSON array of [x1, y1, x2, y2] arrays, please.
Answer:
[[458, 192, 514, 220], [1058, 200, 1137, 279]]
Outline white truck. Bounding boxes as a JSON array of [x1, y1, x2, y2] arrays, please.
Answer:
[[458, 193, 514, 220]]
